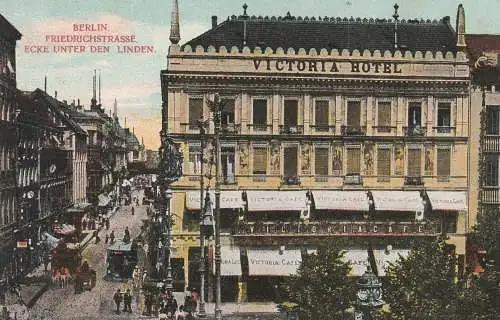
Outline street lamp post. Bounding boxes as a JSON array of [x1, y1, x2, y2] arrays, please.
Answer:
[[208, 94, 223, 320], [355, 265, 385, 320], [158, 134, 183, 292]]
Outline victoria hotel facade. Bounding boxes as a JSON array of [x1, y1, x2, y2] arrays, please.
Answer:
[[161, 3, 471, 301]]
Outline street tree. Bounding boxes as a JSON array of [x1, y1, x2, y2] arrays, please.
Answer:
[[384, 237, 460, 320], [458, 207, 500, 319], [283, 240, 354, 319]]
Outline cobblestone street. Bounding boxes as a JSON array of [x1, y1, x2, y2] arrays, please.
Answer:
[[29, 190, 148, 320]]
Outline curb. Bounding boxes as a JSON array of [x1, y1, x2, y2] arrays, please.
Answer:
[[24, 282, 49, 309]]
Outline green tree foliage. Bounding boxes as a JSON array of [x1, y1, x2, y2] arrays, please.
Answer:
[[384, 238, 460, 320], [284, 240, 354, 319], [458, 207, 500, 319]]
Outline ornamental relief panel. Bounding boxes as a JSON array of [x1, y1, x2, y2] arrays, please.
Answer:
[[238, 143, 249, 175], [270, 141, 280, 175], [332, 144, 343, 176], [301, 143, 311, 174], [364, 142, 374, 176], [424, 144, 434, 176], [394, 143, 405, 175]]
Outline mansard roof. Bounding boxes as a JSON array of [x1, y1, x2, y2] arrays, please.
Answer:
[[182, 14, 457, 53]]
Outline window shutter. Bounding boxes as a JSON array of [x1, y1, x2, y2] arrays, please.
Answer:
[[253, 148, 267, 174], [315, 147, 329, 175], [377, 148, 391, 176], [347, 101, 361, 127], [189, 98, 203, 123], [377, 102, 391, 127], [407, 149, 421, 176], [346, 148, 361, 174], [315, 101, 329, 126], [437, 148, 451, 177]]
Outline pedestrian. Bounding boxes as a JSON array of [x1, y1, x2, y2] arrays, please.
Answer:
[[82, 218, 87, 231], [113, 289, 122, 314], [105, 234, 109, 244], [124, 227, 131, 243], [109, 230, 115, 244], [105, 218, 110, 230], [94, 230, 100, 244], [131, 207, 135, 215], [123, 289, 132, 313]]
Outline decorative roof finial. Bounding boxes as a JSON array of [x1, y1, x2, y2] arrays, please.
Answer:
[[456, 4, 466, 50], [392, 3, 399, 21], [113, 97, 118, 120], [169, 0, 181, 44], [243, 3, 248, 17]]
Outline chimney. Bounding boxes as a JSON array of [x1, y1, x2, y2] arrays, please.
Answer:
[[77, 98, 80, 106], [55, 91, 58, 99], [212, 16, 218, 29], [44, 76, 47, 92], [456, 4, 466, 50]]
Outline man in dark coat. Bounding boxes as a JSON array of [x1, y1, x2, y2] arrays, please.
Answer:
[[123, 289, 132, 312], [113, 289, 122, 314]]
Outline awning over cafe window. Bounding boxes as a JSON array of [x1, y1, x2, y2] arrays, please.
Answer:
[[373, 249, 410, 276], [426, 191, 468, 211], [98, 194, 110, 207], [53, 224, 76, 236], [221, 247, 242, 276], [247, 248, 302, 276], [371, 191, 424, 212], [246, 191, 307, 212], [42, 232, 61, 250], [341, 249, 370, 276], [312, 191, 369, 211], [186, 191, 244, 210]]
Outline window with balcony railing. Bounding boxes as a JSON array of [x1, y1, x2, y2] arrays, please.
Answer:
[[343, 100, 363, 135], [252, 99, 268, 131], [188, 97, 203, 130], [487, 106, 500, 135], [346, 147, 361, 175], [485, 155, 499, 186], [406, 148, 422, 185], [377, 147, 391, 181], [376, 101, 392, 133], [436, 102, 451, 133], [314, 100, 330, 132], [283, 146, 298, 184], [315, 147, 329, 178]]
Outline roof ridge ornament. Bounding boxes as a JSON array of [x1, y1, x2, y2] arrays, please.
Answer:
[[169, 0, 181, 44], [242, 3, 248, 18]]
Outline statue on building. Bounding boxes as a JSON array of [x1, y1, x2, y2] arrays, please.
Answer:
[[159, 135, 183, 184], [238, 143, 249, 174], [394, 144, 404, 175], [332, 145, 343, 175], [270, 142, 280, 174], [425, 145, 434, 175], [301, 144, 311, 174], [364, 143, 374, 175]]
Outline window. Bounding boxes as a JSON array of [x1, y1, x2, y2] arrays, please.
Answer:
[[407, 148, 421, 176], [437, 148, 451, 178], [284, 100, 298, 125], [437, 102, 451, 132], [221, 147, 235, 184], [346, 148, 361, 175], [347, 101, 361, 127], [188, 145, 202, 175], [377, 101, 391, 131], [377, 148, 391, 177], [485, 155, 499, 186], [314, 100, 329, 131], [315, 147, 329, 176], [408, 101, 422, 127], [221, 99, 235, 125], [487, 106, 500, 135], [189, 98, 203, 127], [253, 99, 267, 128], [284, 146, 298, 177], [253, 147, 267, 175]]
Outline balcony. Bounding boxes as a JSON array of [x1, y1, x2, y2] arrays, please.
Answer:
[[279, 125, 304, 135], [311, 125, 335, 133], [344, 174, 363, 185], [404, 176, 424, 186], [341, 125, 366, 136], [281, 175, 301, 186], [233, 220, 440, 237], [221, 175, 237, 185], [180, 122, 200, 132], [247, 124, 272, 133], [484, 136, 500, 152], [220, 123, 241, 134], [481, 187, 500, 204], [404, 126, 426, 136], [433, 126, 456, 135], [374, 126, 396, 134]]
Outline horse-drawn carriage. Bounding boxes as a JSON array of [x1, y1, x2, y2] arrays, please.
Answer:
[[73, 261, 97, 293], [50, 242, 82, 288]]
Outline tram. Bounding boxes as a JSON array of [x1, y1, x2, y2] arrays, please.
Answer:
[[105, 239, 138, 280]]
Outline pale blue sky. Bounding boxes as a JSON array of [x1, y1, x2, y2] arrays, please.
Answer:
[[2, 0, 499, 148]]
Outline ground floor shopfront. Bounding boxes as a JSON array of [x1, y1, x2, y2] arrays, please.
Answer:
[[169, 189, 468, 302]]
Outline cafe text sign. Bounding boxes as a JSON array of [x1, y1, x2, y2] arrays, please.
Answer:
[[252, 58, 403, 74], [236, 221, 439, 236]]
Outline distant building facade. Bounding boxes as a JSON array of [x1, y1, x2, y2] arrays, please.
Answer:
[[162, 3, 470, 301]]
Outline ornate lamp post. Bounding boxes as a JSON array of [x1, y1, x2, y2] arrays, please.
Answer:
[[355, 266, 385, 320], [158, 134, 183, 291]]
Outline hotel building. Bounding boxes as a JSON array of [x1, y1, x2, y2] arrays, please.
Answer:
[[161, 3, 470, 301]]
